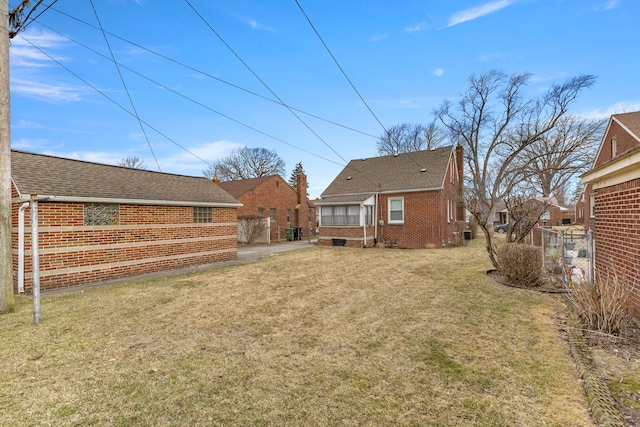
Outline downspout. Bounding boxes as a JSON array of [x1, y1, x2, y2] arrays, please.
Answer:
[[31, 196, 41, 324], [18, 202, 29, 294], [374, 193, 379, 244], [361, 204, 367, 248]]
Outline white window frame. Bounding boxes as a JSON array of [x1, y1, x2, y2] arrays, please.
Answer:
[[611, 136, 617, 157], [388, 197, 404, 224], [589, 194, 596, 218]]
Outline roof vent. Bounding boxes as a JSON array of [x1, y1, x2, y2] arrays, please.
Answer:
[[346, 176, 352, 180], [420, 168, 427, 172]]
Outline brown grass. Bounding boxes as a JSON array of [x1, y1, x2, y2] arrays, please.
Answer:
[[0, 240, 594, 426]]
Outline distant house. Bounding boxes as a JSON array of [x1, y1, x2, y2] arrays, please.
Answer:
[[216, 174, 314, 242], [535, 195, 573, 226], [581, 111, 640, 317], [11, 150, 241, 294], [316, 146, 464, 249]]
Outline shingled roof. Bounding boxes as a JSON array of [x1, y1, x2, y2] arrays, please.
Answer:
[[216, 176, 278, 198], [613, 111, 640, 143], [319, 146, 454, 203], [11, 150, 241, 207]]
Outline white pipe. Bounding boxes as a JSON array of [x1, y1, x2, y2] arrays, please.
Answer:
[[361, 204, 367, 247], [31, 198, 41, 324], [18, 202, 29, 294]]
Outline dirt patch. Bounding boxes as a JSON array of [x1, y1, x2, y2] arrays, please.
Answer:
[[586, 325, 640, 426], [487, 269, 640, 426]]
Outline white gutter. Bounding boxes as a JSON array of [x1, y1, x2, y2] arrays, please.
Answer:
[[14, 195, 242, 208], [17, 202, 29, 294]]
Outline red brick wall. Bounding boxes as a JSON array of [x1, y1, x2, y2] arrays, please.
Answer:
[[594, 121, 640, 168], [317, 226, 375, 248], [234, 175, 315, 241], [593, 178, 640, 317], [11, 197, 237, 293]]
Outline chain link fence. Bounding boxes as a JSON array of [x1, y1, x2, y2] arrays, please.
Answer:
[[529, 227, 594, 285]]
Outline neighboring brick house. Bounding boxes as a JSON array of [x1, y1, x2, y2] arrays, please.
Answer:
[[11, 150, 241, 294], [581, 111, 640, 317], [316, 145, 464, 249], [535, 196, 573, 226], [216, 174, 314, 242]]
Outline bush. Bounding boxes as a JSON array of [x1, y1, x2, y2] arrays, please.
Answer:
[[565, 273, 633, 336], [497, 243, 543, 287]]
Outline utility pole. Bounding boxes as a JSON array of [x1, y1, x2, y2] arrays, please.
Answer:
[[1, 0, 43, 314], [1, 0, 14, 314]]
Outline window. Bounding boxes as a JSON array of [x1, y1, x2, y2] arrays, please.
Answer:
[[611, 136, 617, 157], [287, 209, 291, 223], [365, 205, 374, 226], [321, 205, 362, 226], [84, 203, 119, 225], [270, 208, 277, 221], [388, 197, 404, 224], [193, 207, 212, 223], [589, 194, 596, 218], [258, 207, 265, 217]]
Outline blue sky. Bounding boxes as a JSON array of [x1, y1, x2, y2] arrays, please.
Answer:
[[9, 0, 640, 198]]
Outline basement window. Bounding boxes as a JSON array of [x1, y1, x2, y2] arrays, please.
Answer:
[[84, 203, 119, 225], [193, 207, 212, 223]]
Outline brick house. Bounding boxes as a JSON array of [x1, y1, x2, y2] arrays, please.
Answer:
[[316, 145, 464, 249], [11, 150, 241, 294], [580, 111, 640, 317], [216, 174, 315, 242]]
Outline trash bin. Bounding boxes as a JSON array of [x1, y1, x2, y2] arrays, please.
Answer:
[[286, 227, 295, 241], [332, 238, 347, 246]]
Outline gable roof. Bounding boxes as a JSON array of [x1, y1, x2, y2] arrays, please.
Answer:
[[11, 150, 241, 207], [319, 146, 454, 202], [217, 175, 282, 198], [582, 111, 640, 189], [614, 111, 640, 140]]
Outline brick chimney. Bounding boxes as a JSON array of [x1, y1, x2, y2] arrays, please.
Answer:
[[212, 175, 220, 185], [455, 144, 465, 221]]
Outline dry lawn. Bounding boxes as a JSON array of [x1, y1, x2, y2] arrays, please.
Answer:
[[0, 240, 595, 426]]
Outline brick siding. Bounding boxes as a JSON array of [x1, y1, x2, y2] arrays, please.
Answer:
[[593, 178, 640, 317], [11, 194, 237, 293]]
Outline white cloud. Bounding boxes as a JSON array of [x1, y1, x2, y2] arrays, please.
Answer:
[[604, 0, 620, 10], [579, 102, 640, 120], [369, 32, 388, 42], [405, 22, 428, 32], [10, 78, 87, 103], [446, 0, 515, 28], [433, 68, 444, 77], [241, 17, 275, 32]]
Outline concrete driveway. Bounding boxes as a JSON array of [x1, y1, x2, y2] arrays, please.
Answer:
[[237, 239, 316, 263]]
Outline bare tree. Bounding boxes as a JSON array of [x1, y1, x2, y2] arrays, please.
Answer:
[[521, 116, 605, 202], [435, 70, 596, 268], [207, 147, 285, 181], [238, 214, 268, 244], [118, 156, 147, 169], [376, 121, 446, 155]]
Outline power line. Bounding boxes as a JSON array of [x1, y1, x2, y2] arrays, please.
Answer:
[[88, 0, 161, 171], [18, 33, 344, 168], [184, 0, 350, 165], [46, 6, 378, 140], [294, 0, 387, 133]]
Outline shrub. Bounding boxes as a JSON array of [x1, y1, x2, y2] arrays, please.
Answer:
[[238, 214, 268, 244], [497, 243, 543, 287], [565, 273, 633, 336]]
